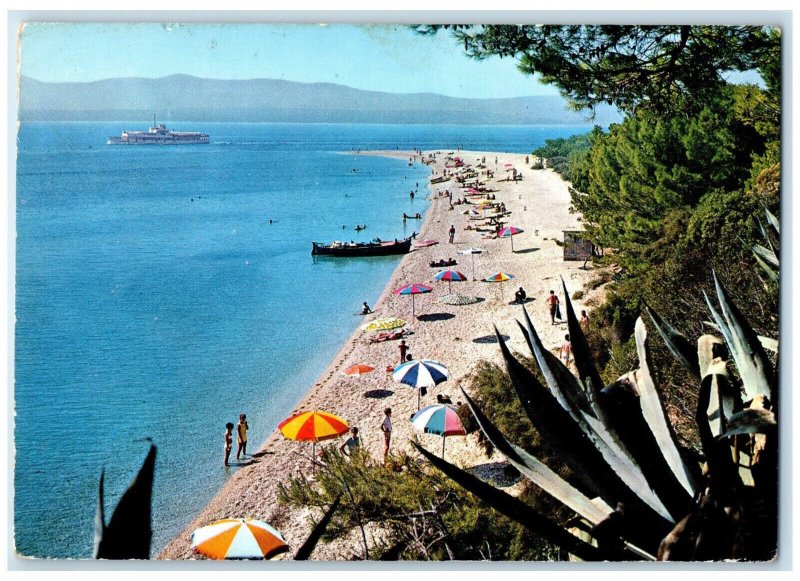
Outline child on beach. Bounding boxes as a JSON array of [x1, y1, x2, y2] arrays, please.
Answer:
[[399, 339, 408, 364], [224, 422, 234, 467], [339, 427, 361, 456], [560, 334, 573, 369], [449, 224, 456, 243], [236, 414, 249, 460], [381, 408, 393, 461]]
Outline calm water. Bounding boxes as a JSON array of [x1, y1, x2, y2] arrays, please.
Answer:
[[14, 122, 591, 558]]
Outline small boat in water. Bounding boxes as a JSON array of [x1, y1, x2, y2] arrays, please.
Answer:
[[311, 236, 413, 257]]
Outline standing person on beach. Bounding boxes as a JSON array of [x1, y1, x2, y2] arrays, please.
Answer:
[[399, 339, 408, 364], [449, 224, 456, 244], [560, 335, 573, 369], [580, 310, 590, 328], [223, 422, 234, 467], [381, 408, 393, 460], [547, 290, 560, 325], [236, 414, 249, 460], [339, 427, 361, 457]]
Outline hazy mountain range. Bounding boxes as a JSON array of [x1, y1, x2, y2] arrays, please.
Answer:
[[18, 74, 621, 125]]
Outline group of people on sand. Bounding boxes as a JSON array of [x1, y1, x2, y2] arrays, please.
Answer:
[[223, 414, 249, 467]]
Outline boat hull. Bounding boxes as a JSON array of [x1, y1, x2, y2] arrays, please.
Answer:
[[311, 237, 413, 257]]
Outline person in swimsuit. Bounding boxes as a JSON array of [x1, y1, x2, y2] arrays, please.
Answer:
[[236, 414, 249, 460], [560, 334, 573, 369], [381, 408, 392, 461], [224, 422, 234, 467], [339, 427, 361, 456], [547, 290, 560, 325]]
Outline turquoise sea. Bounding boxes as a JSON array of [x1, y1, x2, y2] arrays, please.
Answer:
[[14, 122, 592, 558]]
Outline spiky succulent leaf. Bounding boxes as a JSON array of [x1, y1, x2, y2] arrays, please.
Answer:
[[93, 470, 106, 559], [516, 311, 672, 523], [645, 306, 701, 378], [716, 408, 776, 439], [633, 319, 697, 496], [711, 272, 773, 401], [95, 444, 156, 560], [561, 277, 604, 390], [702, 321, 778, 354], [495, 325, 674, 546], [764, 206, 780, 235], [753, 251, 779, 282], [294, 495, 341, 560], [460, 386, 613, 524], [411, 442, 610, 561], [752, 244, 779, 267]]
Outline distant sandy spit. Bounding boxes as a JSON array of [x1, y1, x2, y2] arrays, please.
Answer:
[[158, 148, 603, 560]]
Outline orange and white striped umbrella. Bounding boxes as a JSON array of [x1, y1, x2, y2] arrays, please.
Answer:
[[342, 363, 375, 377], [278, 410, 349, 443], [191, 518, 288, 560]]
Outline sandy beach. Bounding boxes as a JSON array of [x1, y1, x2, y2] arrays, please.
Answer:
[[159, 149, 603, 560]]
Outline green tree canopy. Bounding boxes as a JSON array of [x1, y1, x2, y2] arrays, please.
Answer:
[[416, 25, 780, 115]]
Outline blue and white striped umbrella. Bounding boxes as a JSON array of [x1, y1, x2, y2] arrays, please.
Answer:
[[392, 359, 449, 409]]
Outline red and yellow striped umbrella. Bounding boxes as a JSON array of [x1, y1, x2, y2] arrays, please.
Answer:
[[279, 410, 349, 443], [279, 411, 349, 468], [191, 518, 289, 560]]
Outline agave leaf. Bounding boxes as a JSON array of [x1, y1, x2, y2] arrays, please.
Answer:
[[561, 277, 604, 391], [696, 375, 742, 494], [716, 408, 776, 439], [633, 318, 697, 497], [752, 243, 779, 267], [95, 443, 156, 560], [711, 272, 773, 401], [754, 218, 775, 255], [517, 309, 592, 417], [752, 251, 779, 283], [764, 206, 780, 235], [517, 312, 672, 522], [645, 305, 700, 378], [93, 470, 107, 559], [702, 321, 778, 354], [294, 495, 342, 560], [411, 442, 611, 561], [460, 386, 613, 524], [496, 325, 674, 542]]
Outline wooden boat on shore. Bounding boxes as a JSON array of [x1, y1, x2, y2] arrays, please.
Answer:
[[311, 236, 413, 257]]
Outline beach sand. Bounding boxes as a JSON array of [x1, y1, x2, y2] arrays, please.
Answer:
[[159, 149, 604, 560]]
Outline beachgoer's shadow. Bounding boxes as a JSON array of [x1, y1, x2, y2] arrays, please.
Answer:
[[416, 313, 456, 322], [364, 389, 394, 399], [511, 247, 540, 254], [508, 297, 535, 305], [473, 333, 511, 344], [250, 450, 274, 458]]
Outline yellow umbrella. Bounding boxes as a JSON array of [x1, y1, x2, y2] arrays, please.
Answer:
[[362, 317, 406, 332]]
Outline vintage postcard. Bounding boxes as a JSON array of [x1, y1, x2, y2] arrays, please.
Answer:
[[12, 17, 783, 565]]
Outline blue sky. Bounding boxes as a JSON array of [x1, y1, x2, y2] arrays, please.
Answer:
[[19, 23, 558, 99]]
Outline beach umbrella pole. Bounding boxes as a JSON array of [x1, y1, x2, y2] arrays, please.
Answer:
[[442, 435, 446, 458], [510, 233, 515, 252]]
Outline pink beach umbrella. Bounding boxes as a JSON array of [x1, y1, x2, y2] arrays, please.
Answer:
[[410, 403, 466, 457], [498, 226, 524, 252], [434, 269, 467, 293], [394, 283, 433, 317]]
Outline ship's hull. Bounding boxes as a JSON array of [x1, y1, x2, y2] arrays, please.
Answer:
[[311, 237, 413, 257], [107, 135, 209, 145]]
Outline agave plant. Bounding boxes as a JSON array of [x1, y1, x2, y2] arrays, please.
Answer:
[[414, 272, 778, 561]]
